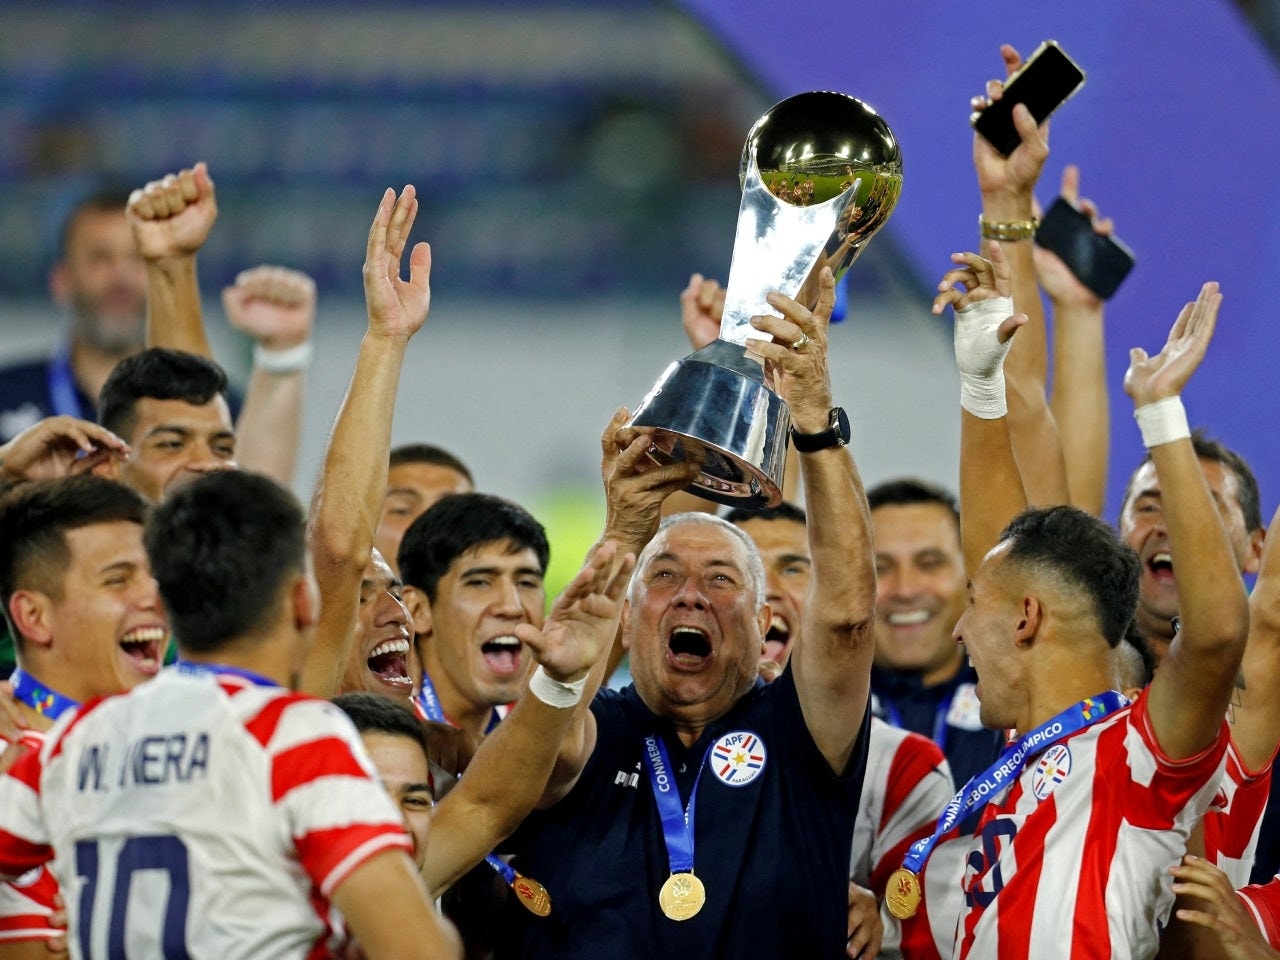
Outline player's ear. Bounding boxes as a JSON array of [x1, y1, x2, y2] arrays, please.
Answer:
[[403, 585, 432, 636], [9, 592, 55, 649]]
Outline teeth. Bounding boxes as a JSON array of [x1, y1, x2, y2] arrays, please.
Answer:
[[672, 626, 708, 638], [1151, 553, 1173, 565], [887, 610, 930, 626], [120, 627, 166, 645], [369, 639, 409, 659], [768, 616, 790, 637], [485, 636, 522, 650]]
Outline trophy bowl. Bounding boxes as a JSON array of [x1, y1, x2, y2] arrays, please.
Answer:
[[629, 92, 901, 508]]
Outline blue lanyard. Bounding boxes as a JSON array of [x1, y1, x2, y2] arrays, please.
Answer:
[[174, 660, 279, 688], [415, 671, 510, 880], [9, 668, 79, 720], [47, 343, 87, 419], [642, 735, 709, 874], [902, 691, 1128, 875], [415, 671, 501, 734], [880, 688, 955, 754]]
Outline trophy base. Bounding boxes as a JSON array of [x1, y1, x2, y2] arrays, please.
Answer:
[[629, 342, 790, 510]]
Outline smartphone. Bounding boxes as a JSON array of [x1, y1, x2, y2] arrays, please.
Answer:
[[1035, 197, 1136, 300], [970, 41, 1086, 156]]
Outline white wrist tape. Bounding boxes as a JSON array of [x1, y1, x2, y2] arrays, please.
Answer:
[[954, 296, 1015, 419], [1134, 396, 1190, 448], [252, 341, 313, 373], [528, 665, 587, 709]]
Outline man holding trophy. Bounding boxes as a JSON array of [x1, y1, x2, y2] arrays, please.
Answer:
[[496, 92, 901, 959]]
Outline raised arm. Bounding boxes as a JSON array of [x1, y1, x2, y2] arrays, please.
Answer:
[[972, 45, 1070, 509], [1134, 283, 1250, 760], [1228, 505, 1279, 771], [745, 267, 874, 773], [127, 162, 218, 356], [424, 541, 633, 897], [932, 243, 1029, 575], [221, 266, 316, 487], [302, 186, 429, 696], [1036, 165, 1113, 516]]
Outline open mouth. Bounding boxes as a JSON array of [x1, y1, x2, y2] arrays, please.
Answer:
[[367, 638, 412, 687], [119, 626, 166, 676], [668, 626, 712, 667], [764, 615, 791, 662], [480, 636, 524, 677], [1147, 552, 1174, 582]]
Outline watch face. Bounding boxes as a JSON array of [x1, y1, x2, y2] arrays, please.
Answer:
[[833, 406, 850, 443]]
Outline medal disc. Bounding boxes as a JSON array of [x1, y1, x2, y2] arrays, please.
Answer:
[[885, 868, 921, 920], [511, 874, 552, 917], [658, 871, 706, 921]]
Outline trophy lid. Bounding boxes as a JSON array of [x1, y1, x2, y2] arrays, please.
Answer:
[[740, 92, 902, 206]]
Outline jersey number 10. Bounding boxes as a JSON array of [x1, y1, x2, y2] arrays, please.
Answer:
[[75, 834, 191, 958]]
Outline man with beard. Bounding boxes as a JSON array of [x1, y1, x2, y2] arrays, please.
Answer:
[[0, 190, 144, 444]]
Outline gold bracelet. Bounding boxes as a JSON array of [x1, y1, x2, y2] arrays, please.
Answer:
[[978, 215, 1038, 241]]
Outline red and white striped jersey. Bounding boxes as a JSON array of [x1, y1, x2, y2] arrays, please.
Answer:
[[0, 667, 412, 959], [1202, 736, 1274, 888], [956, 688, 1227, 959], [850, 717, 954, 895], [1237, 877, 1280, 946], [0, 727, 58, 945]]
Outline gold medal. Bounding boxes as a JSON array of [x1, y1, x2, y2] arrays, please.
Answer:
[[511, 873, 552, 917], [885, 867, 921, 920], [658, 871, 706, 921]]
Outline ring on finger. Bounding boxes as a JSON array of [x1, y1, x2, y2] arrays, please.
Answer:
[[790, 332, 811, 352]]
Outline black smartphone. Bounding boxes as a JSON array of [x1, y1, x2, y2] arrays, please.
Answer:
[[970, 41, 1086, 156], [1035, 197, 1136, 300]]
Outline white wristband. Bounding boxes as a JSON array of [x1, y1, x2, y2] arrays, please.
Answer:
[[527, 665, 587, 709], [1134, 396, 1191, 448], [252, 341, 313, 373], [954, 296, 1015, 420]]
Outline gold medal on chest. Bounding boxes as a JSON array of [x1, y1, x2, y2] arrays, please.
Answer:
[[658, 871, 706, 921]]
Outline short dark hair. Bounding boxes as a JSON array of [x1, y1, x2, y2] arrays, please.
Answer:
[[1123, 429, 1263, 533], [388, 443, 474, 486], [0, 477, 149, 621], [398, 493, 548, 602], [144, 471, 306, 654], [58, 187, 132, 259], [98, 348, 230, 440], [724, 501, 808, 526], [866, 477, 960, 524], [998, 505, 1140, 649], [333, 691, 430, 757]]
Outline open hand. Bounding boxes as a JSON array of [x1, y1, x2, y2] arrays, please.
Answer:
[[1124, 282, 1221, 407], [363, 186, 431, 342]]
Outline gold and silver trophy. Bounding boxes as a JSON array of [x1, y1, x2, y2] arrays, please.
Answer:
[[629, 92, 902, 507]]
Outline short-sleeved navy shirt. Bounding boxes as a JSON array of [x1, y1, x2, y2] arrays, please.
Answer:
[[498, 667, 871, 959], [870, 663, 1004, 789]]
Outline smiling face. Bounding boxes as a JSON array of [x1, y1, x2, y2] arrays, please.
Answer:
[[871, 502, 968, 686], [1119, 457, 1261, 659], [733, 516, 809, 666], [622, 519, 769, 736], [360, 730, 434, 869], [116, 397, 237, 504], [950, 543, 1023, 731], [420, 540, 545, 715], [341, 550, 415, 698], [375, 462, 473, 576], [33, 520, 169, 702]]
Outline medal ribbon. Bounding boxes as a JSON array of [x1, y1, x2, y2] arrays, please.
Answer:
[[9, 668, 79, 720], [415, 670, 520, 888], [901, 690, 1128, 875], [642, 735, 709, 875], [415, 671, 502, 734]]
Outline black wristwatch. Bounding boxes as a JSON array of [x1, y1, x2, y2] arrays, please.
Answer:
[[790, 407, 850, 452]]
